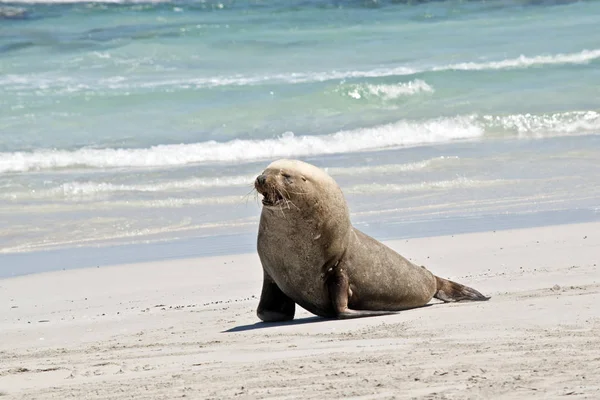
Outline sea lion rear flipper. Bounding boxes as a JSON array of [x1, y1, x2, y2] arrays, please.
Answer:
[[257, 270, 296, 322], [434, 276, 490, 302]]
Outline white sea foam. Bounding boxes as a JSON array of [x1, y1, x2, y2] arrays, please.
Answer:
[[0, 115, 482, 173], [54, 175, 253, 196], [293, 49, 599, 82], [1, 159, 459, 199], [484, 111, 600, 137], [1, 158, 462, 200], [7, 109, 600, 175], [437, 49, 600, 72], [347, 178, 510, 194], [2, 110, 599, 174], [345, 80, 434, 100], [0, 67, 418, 92], [0, 217, 255, 254], [0, 177, 251, 199], [326, 156, 458, 176], [3, 49, 597, 92]]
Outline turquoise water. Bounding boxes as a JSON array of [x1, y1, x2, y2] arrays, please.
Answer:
[[1, 0, 600, 276]]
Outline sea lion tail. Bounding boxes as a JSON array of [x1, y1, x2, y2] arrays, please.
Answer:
[[433, 276, 490, 302]]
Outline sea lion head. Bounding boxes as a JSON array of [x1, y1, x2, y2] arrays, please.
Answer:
[[254, 159, 348, 218]]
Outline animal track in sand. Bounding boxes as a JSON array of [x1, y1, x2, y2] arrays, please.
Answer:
[[0, 367, 63, 376]]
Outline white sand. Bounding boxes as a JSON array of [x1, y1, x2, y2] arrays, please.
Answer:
[[1, 222, 599, 399]]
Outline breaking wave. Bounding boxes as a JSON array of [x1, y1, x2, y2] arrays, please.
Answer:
[[1, 111, 598, 174], [325, 156, 458, 176], [0, 115, 482, 173], [435, 49, 600, 72], [346, 177, 512, 194], [344, 80, 434, 100], [2, 49, 599, 91]]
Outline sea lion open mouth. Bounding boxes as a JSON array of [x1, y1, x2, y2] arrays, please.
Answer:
[[254, 173, 285, 207], [261, 191, 284, 207]]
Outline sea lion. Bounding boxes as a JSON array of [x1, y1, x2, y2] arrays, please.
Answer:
[[254, 159, 489, 321]]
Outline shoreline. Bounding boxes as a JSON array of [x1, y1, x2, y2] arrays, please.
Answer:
[[1, 221, 599, 398], [2, 207, 599, 279]]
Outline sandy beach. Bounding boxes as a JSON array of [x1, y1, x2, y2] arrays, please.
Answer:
[[3, 1, 600, 398], [1, 222, 598, 399]]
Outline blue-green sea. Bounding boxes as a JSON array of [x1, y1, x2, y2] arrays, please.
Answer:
[[1, 0, 599, 276]]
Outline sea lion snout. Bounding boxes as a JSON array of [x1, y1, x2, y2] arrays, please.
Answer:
[[254, 172, 271, 194], [256, 173, 267, 186], [254, 171, 284, 207]]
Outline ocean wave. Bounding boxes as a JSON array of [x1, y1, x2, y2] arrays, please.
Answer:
[[0, 216, 256, 254], [325, 156, 458, 176], [346, 178, 511, 194], [483, 111, 600, 137], [1, 158, 459, 199], [120, 196, 249, 208], [3, 49, 598, 92], [54, 175, 253, 195], [344, 80, 434, 100], [2, 111, 598, 174], [0, 115, 482, 173], [0, 176, 254, 200], [179, 49, 600, 86], [436, 49, 600, 72], [1, 158, 458, 199], [0, 67, 418, 92], [0, 6, 27, 18]]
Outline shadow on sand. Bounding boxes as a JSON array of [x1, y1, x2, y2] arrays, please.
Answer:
[[223, 304, 443, 333], [223, 316, 326, 333]]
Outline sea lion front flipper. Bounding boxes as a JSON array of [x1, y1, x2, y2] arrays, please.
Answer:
[[326, 263, 397, 319], [257, 269, 296, 322]]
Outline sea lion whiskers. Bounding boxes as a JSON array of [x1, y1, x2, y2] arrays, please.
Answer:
[[243, 186, 259, 206], [282, 196, 299, 211], [275, 187, 302, 217], [279, 187, 301, 211], [275, 190, 290, 218]]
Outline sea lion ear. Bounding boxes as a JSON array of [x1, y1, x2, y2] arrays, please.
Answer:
[[301, 176, 307, 182]]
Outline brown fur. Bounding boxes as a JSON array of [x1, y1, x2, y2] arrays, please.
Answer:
[[434, 276, 489, 302], [254, 159, 489, 321]]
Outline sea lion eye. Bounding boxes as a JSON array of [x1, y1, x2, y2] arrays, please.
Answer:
[[282, 172, 291, 179]]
